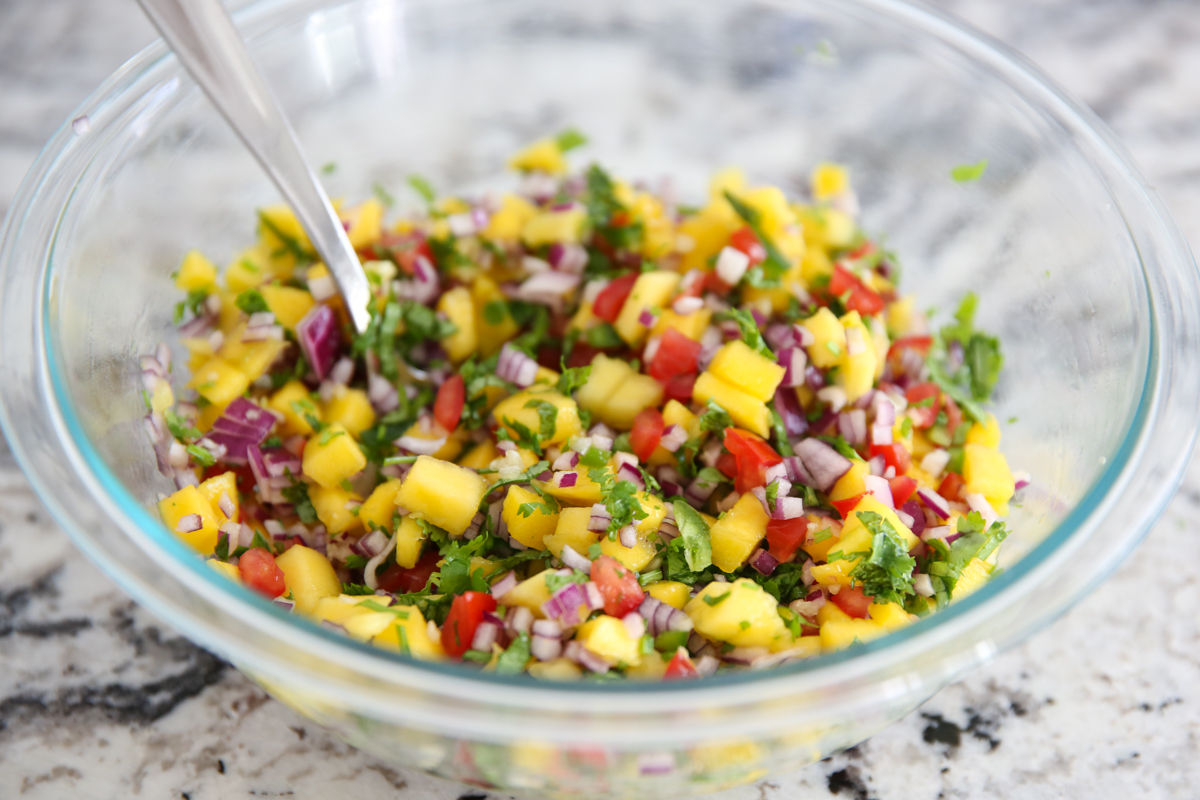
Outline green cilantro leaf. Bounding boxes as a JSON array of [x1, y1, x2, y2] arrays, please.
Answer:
[[164, 410, 201, 441], [698, 400, 734, 439], [407, 174, 436, 206], [185, 444, 217, 467], [722, 190, 790, 283], [555, 128, 588, 152], [718, 308, 776, 360], [848, 510, 916, 605], [495, 632, 532, 675], [951, 159, 988, 183], [556, 364, 592, 396], [281, 479, 318, 524], [235, 288, 270, 315]]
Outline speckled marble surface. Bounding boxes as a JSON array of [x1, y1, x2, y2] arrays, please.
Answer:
[[2, 1, 1200, 798]]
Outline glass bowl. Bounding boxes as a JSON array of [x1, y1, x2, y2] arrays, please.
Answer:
[[2, 0, 1197, 796]]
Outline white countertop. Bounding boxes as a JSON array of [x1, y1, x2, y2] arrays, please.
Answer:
[[2, 1, 1199, 797]]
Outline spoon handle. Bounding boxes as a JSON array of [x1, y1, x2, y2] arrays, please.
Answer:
[[136, 0, 372, 333]]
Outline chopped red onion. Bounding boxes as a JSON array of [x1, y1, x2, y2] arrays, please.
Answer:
[[573, 644, 610, 674], [367, 372, 400, 413], [505, 604, 533, 634], [901, 500, 926, 536], [217, 492, 236, 519], [896, 509, 915, 528], [588, 504, 612, 532], [672, 295, 704, 315], [863, 474, 894, 509], [774, 388, 808, 439], [541, 580, 592, 627], [715, 246, 751, 284], [549, 242, 588, 274], [657, 520, 680, 540], [552, 450, 580, 471], [531, 635, 563, 661], [917, 487, 952, 520], [559, 545, 593, 572], [616, 462, 644, 490], [845, 326, 867, 356], [618, 525, 637, 548], [1013, 470, 1031, 491], [748, 548, 780, 576], [685, 472, 718, 504], [765, 323, 797, 352], [497, 343, 540, 388], [777, 347, 808, 388], [920, 449, 951, 478], [556, 471, 578, 488], [394, 435, 446, 456], [471, 620, 501, 652], [296, 304, 340, 381], [515, 271, 581, 311], [695, 655, 719, 677], [175, 514, 202, 534], [167, 441, 189, 471], [637, 752, 676, 776], [659, 424, 688, 453], [817, 386, 848, 413], [751, 487, 805, 520], [637, 308, 657, 328], [328, 357, 355, 386], [838, 409, 867, 446], [584, 581, 604, 610], [308, 273, 336, 302], [922, 525, 952, 541], [871, 422, 894, 446], [965, 492, 999, 528], [531, 619, 563, 639], [867, 454, 886, 477], [794, 438, 853, 492], [352, 528, 391, 558]]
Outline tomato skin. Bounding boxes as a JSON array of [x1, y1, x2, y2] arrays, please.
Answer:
[[566, 342, 604, 368], [380, 233, 435, 276], [434, 374, 465, 432], [590, 555, 645, 617], [943, 395, 963, 436], [630, 409, 666, 462], [648, 328, 702, 381], [828, 265, 885, 316], [662, 372, 697, 403], [716, 451, 739, 481], [938, 472, 965, 504], [888, 475, 918, 507], [591, 273, 639, 323], [905, 383, 943, 428], [830, 585, 873, 619], [765, 516, 809, 563], [870, 442, 913, 474], [664, 648, 700, 680], [441, 591, 499, 658], [376, 550, 441, 594], [723, 428, 783, 493], [888, 335, 933, 359], [831, 493, 865, 520], [238, 547, 286, 598], [728, 226, 766, 265]]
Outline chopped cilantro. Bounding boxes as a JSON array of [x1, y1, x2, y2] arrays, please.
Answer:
[[555, 128, 588, 152], [281, 479, 318, 524], [722, 191, 790, 285], [494, 632, 532, 675], [951, 159, 988, 183], [585, 322, 624, 349], [544, 570, 588, 593], [483, 299, 508, 325], [372, 182, 395, 208], [556, 364, 592, 396], [702, 591, 731, 607], [164, 410, 201, 441], [718, 308, 776, 360], [407, 174, 437, 206], [235, 288, 270, 315], [185, 444, 217, 467], [341, 583, 375, 596], [848, 510, 916, 605], [698, 400, 734, 439]]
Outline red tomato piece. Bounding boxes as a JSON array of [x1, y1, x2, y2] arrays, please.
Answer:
[[765, 516, 809, 563], [591, 273, 639, 323], [905, 383, 943, 428], [238, 547, 286, 598], [648, 328, 702, 381], [381, 233, 435, 276], [830, 585, 873, 619], [828, 264, 885, 317], [888, 475, 918, 507], [662, 372, 697, 403], [723, 428, 784, 493], [590, 555, 645, 617], [847, 241, 876, 260], [887, 335, 934, 359], [664, 648, 700, 680], [870, 442, 913, 474], [943, 395, 963, 436], [376, 549, 441, 594], [938, 472, 965, 504], [728, 226, 766, 265], [630, 409, 666, 462], [716, 450, 739, 481], [831, 493, 865, 520], [566, 342, 603, 368], [702, 271, 733, 297], [434, 374, 465, 432], [441, 590, 498, 658]]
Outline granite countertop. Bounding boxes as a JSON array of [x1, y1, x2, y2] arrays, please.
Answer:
[[2, 1, 1199, 798]]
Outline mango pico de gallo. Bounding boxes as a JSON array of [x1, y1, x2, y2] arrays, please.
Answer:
[[141, 131, 1025, 680]]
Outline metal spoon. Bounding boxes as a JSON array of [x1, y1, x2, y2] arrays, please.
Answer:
[[135, 0, 372, 333]]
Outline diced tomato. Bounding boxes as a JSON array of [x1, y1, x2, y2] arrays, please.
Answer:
[[434, 374, 465, 432], [847, 241, 876, 261], [664, 648, 700, 680], [238, 547, 286, 598], [536, 344, 563, 370], [441, 590, 498, 658], [888, 475, 918, 507], [905, 383, 943, 428], [938, 472, 965, 504], [830, 585, 873, 619], [590, 555, 644, 617], [943, 395, 963, 436], [870, 442, 912, 474], [381, 233, 435, 276], [376, 549, 441, 594], [828, 264, 885, 316], [887, 335, 934, 359], [566, 342, 603, 368], [765, 516, 809, 563], [591, 273, 639, 323], [831, 493, 865, 520], [662, 372, 697, 403], [716, 450, 739, 481], [728, 226, 766, 265], [630, 409, 666, 462], [702, 271, 733, 296], [723, 428, 784, 493], [648, 328, 702, 381]]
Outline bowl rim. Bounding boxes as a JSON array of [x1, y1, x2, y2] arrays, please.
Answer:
[[3, 0, 1198, 711]]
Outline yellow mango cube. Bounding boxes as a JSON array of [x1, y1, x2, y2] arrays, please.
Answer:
[[693, 371, 770, 437], [395, 455, 489, 537], [224, 247, 270, 293], [576, 615, 642, 667], [837, 311, 878, 404], [458, 440, 500, 471], [709, 492, 770, 572], [218, 326, 289, 382], [652, 306, 712, 341], [208, 560, 241, 584], [492, 390, 582, 447], [963, 443, 1015, 507], [485, 193, 537, 241], [158, 484, 220, 555], [522, 208, 586, 247], [187, 357, 251, 406], [302, 424, 367, 489], [803, 307, 847, 369], [310, 484, 362, 535], [259, 284, 314, 331], [359, 479, 402, 532], [965, 413, 1002, 449], [344, 197, 384, 249], [270, 380, 320, 436], [685, 579, 789, 648], [614, 271, 681, 346], [437, 286, 478, 362], [509, 138, 569, 175], [598, 494, 664, 572], [472, 275, 520, 356], [952, 558, 993, 601], [543, 507, 601, 559], [275, 545, 341, 614], [197, 471, 239, 524], [575, 354, 631, 418], [175, 250, 217, 292], [811, 162, 849, 201], [322, 386, 376, 439], [646, 581, 690, 609], [503, 485, 558, 550], [498, 571, 554, 618], [708, 340, 787, 403], [601, 374, 664, 430], [393, 515, 429, 569], [829, 460, 870, 501], [372, 605, 445, 661]]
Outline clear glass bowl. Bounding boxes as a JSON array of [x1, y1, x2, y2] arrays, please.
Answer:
[[2, 0, 1197, 796]]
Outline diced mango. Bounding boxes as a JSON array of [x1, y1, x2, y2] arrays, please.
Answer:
[[646, 581, 690, 609], [802, 307, 846, 369], [498, 571, 554, 618], [575, 354, 631, 418], [685, 579, 789, 649], [224, 247, 270, 293], [372, 605, 445, 660], [963, 443, 1015, 507], [302, 424, 367, 489], [965, 414, 1002, 449], [270, 380, 320, 436], [601, 373, 664, 430], [187, 357, 250, 406], [818, 600, 912, 651], [458, 440, 500, 471], [522, 208, 586, 247], [175, 250, 217, 292], [472, 275, 520, 356], [259, 284, 314, 331], [208, 559, 241, 583], [576, 615, 642, 667], [393, 515, 428, 569], [258, 204, 311, 275], [158, 484, 220, 555], [503, 485, 558, 550], [886, 296, 915, 338], [437, 286, 478, 362], [952, 558, 993, 600], [614, 271, 681, 346], [811, 162, 849, 201], [829, 460, 870, 502], [492, 389, 584, 447], [359, 479, 402, 532], [310, 484, 362, 535], [528, 658, 584, 681], [322, 386, 376, 439], [485, 193, 537, 241], [693, 371, 770, 438], [709, 492, 770, 572], [837, 311, 877, 404], [509, 138, 569, 175], [543, 507, 601, 559], [218, 325, 289, 382], [275, 545, 341, 614], [652, 307, 712, 341], [395, 455, 489, 537], [344, 198, 384, 250], [708, 340, 786, 403], [197, 471, 239, 524]]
